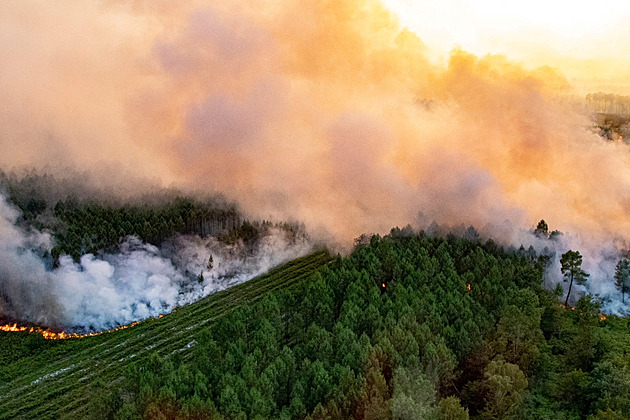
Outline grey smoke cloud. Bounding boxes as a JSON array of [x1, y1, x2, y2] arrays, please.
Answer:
[[0, 193, 313, 331], [2, 1, 630, 317]]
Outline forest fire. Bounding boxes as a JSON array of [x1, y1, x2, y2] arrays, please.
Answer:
[[0, 319, 146, 340]]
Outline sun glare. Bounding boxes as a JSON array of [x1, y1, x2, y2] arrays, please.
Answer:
[[382, 0, 630, 85]]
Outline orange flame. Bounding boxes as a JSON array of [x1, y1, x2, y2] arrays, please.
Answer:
[[0, 324, 30, 333], [381, 283, 386, 288], [600, 315, 607, 321], [467, 284, 471, 291], [0, 317, 158, 340]]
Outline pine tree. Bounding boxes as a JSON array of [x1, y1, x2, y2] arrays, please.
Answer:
[[560, 250, 589, 307], [614, 259, 630, 303], [535, 219, 549, 237]]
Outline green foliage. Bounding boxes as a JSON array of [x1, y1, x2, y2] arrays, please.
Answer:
[[104, 232, 556, 419], [3, 232, 630, 419], [51, 197, 241, 260], [560, 250, 589, 307], [390, 367, 437, 420], [439, 396, 469, 420], [535, 220, 549, 237], [0, 172, 308, 263], [0, 250, 331, 419], [614, 259, 630, 303], [479, 359, 528, 420], [87, 378, 122, 420]]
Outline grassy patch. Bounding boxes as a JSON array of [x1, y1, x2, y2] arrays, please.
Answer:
[[0, 249, 331, 420]]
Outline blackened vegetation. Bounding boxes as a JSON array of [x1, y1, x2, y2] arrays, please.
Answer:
[[88, 230, 630, 419], [585, 92, 630, 141], [592, 113, 630, 142]]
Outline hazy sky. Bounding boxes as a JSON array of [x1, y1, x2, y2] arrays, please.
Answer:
[[4, 1, 630, 326], [2, 0, 630, 244], [383, 0, 630, 90]]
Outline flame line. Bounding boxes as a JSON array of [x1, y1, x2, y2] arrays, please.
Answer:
[[0, 319, 150, 340]]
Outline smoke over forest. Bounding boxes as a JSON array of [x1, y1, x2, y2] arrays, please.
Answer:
[[0, 184, 313, 331], [2, 0, 630, 328]]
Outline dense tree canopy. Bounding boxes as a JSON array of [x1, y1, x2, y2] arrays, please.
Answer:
[[82, 230, 629, 420], [614, 259, 630, 303], [534, 220, 548, 237], [560, 250, 589, 307]]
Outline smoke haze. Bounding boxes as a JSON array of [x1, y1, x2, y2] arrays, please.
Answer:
[[2, 1, 630, 318], [0, 193, 312, 330], [0, 1, 614, 238]]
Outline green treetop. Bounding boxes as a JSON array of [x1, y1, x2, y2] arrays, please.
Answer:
[[615, 259, 630, 303], [560, 250, 589, 307]]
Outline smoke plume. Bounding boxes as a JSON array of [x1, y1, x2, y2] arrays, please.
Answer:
[[1, 1, 630, 314], [0, 193, 312, 330]]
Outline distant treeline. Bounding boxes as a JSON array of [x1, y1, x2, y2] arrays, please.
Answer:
[[51, 197, 242, 260], [0, 170, 305, 263], [592, 113, 629, 142], [89, 230, 630, 419], [586, 92, 630, 117]]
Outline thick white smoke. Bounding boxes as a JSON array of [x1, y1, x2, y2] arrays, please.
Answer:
[[486, 224, 630, 314], [0, 193, 313, 331]]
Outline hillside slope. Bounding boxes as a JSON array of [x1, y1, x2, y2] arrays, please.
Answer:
[[91, 231, 628, 420], [0, 250, 331, 419], [3, 231, 630, 419]]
